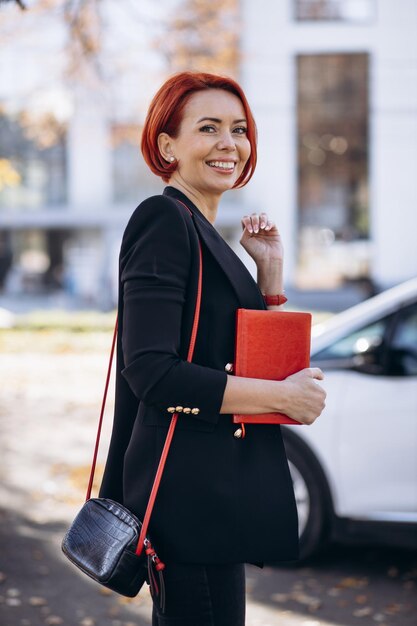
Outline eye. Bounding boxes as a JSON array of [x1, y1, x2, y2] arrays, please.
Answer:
[[233, 126, 248, 135], [199, 125, 217, 133]]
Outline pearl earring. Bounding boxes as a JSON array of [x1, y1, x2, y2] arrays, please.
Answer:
[[169, 156, 175, 163]]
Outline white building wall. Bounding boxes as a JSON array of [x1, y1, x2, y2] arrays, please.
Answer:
[[371, 0, 417, 287], [241, 0, 417, 289], [68, 87, 113, 211]]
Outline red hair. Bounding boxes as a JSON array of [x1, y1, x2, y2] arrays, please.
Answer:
[[141, 71, 257, 187]]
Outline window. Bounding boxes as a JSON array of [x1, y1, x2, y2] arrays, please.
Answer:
[[0, 109, 67, 211], [314, 319, 388, 363], [388, 304, 417, 376], [296, 53, 369, 288], [294, 0, 376, 23], [313, 303, 417, 377]]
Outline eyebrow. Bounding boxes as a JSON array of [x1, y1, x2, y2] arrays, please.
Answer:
[[196, 117, 247, 124]]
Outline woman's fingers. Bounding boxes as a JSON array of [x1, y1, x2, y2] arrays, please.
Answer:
[[283, 367, 327, 425], [309, 367, 325, 381], [241, 212, 275, 234]]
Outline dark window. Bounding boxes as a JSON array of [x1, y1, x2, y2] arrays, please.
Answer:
[[294, 0, 376, 22], [296, 53, 369, 287], [314, 318, 388, 364], [314, 302, 417, 377], [387, 304, 417, 376]]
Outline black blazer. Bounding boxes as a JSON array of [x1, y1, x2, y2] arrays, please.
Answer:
[[99, 186, 299, 564]]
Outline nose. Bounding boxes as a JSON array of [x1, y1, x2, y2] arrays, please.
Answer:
[[216, 130, 236, 151]]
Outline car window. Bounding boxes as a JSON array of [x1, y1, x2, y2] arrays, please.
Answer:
[[314, 319, 387, 361], [388, 304, 417, 376]]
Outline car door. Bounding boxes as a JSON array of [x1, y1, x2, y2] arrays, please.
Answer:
[[314, 303, 417, 522]]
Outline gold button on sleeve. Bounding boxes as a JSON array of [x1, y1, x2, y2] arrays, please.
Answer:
[[175, 406, 184, 413], [183, 407, 191, 414], [191, 408, 200, 415], [167, 407, 176, 413]]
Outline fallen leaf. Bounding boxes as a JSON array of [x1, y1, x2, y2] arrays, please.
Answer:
[[118, 596, 135, 604], [353, 606, 373, 617], [6, 588, 21, 597], [338, 577, 369, 589], [292, 591, 322, 611], [98, 587, 112, 596], [327, 587, 340, 597], [384, 603, 404, 615], [355, 594, 368, 604], [271, 593, 290, 603], [45, 616, 64, 625], [29, 596, 48, 606]]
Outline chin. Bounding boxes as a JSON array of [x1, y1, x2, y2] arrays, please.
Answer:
[[206, 177, 238, 195]]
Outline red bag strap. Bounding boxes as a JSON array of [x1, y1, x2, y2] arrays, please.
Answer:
[[85, 316, 119, 501], [84, 199, 203, 557]]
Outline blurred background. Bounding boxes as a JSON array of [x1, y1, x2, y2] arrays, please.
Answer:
[[0, 1, 416, 626]]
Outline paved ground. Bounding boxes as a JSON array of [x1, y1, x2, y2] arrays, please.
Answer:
[[0, 329, 416, 626]]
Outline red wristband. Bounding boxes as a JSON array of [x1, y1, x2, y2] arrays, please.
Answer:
[[263, 293, 288, 306]]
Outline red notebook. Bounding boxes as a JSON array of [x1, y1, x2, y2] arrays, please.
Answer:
[[233, 308, 312, 425]]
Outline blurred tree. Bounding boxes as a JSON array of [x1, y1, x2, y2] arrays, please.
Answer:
[[159, 0, 240, 77]]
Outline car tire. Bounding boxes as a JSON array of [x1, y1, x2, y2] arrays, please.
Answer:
[[282, 429, 333, 561]]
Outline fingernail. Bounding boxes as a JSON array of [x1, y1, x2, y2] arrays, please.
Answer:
[[248, 226, 253, 233], [260, 222, 266, 229], [254, 226, 259, 233]]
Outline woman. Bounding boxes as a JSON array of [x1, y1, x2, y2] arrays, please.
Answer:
[[99, 72, 326, 626]]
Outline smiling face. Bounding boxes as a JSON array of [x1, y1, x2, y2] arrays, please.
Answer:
[[158, 89, 251, 200]]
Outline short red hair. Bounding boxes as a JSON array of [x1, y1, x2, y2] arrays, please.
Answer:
[[141, 71, 257, 188]]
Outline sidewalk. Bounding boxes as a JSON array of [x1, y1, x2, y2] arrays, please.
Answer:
[[1, 329, 415, 626]]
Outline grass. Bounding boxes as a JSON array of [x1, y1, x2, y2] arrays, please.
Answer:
[[0, 308, 333, 353]]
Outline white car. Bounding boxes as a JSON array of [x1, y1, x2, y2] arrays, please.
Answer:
[[282, 277, 417, 559]]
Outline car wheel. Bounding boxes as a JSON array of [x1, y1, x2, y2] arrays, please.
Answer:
[[283, 430, 332, 560]]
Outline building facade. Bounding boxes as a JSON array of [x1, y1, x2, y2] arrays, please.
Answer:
[[0, 0, 416, 309], [241, 0, 417, 291]]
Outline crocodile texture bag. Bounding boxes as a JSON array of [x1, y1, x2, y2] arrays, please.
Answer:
[[61, 200, 203, 610], [62, 498, 162, 599]]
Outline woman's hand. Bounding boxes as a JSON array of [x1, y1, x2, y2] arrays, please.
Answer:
[[240, 212, 283, 266], [279, 368, 327, 425]]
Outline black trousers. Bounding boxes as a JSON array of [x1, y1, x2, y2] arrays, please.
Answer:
[[151, 562, 246, 626]]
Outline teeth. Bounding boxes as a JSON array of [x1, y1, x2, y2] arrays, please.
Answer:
[[207, 161, 235, 170]]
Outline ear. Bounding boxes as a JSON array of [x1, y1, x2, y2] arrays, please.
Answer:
[[158, 132, 175, 163]]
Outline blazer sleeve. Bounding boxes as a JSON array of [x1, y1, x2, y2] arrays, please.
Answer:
[[120, 196, 228, 424]]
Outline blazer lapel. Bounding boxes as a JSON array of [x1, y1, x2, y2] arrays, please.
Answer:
[[163, 187, 265, 309]]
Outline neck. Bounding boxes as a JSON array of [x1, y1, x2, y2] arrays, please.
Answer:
[[168, 179, 220, 225]]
